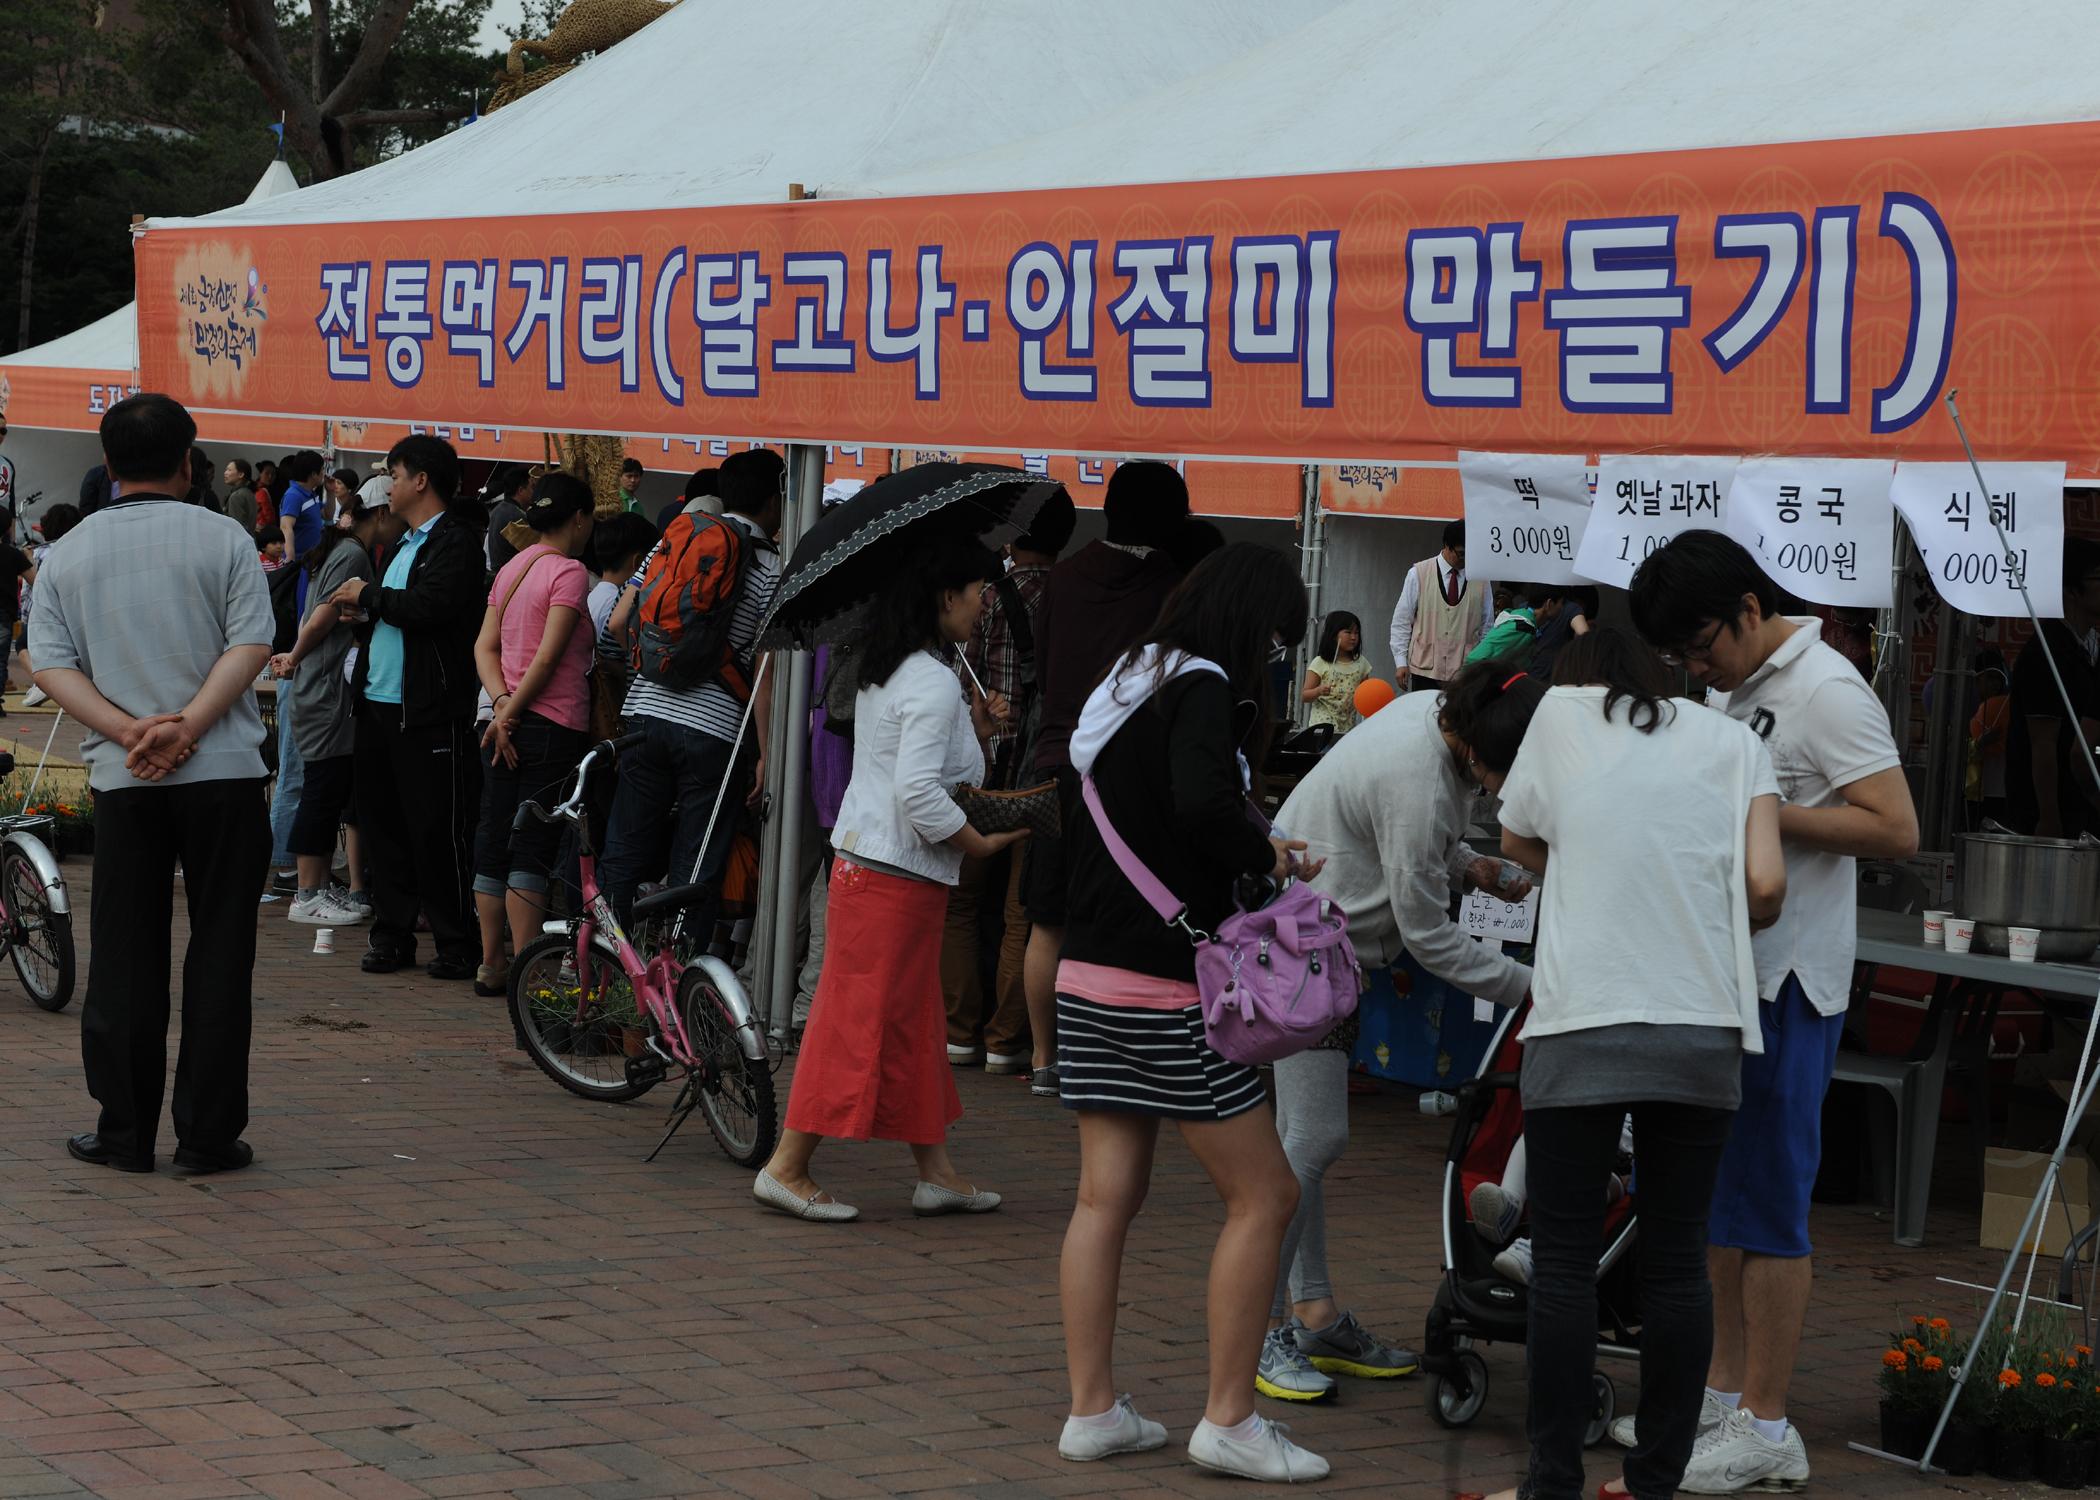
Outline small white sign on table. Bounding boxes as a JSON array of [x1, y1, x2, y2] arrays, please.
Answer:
[[1723, 457, 1895, 609], [1890, 462, 2066, 618], [1574, 455, 1739, 588], [1460, 885, 1539, 943], [1458, 451, 1593, 585]]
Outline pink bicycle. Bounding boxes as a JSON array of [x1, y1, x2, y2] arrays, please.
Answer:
[[507, 733, 776, 1167]]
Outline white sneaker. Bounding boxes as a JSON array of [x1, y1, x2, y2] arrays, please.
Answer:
[[946, 1044, 981, 1064], [1188, 1415, 1329, 1483], [1468, 1180, 1523, 1243], [1491, 1238, 1533, 1285], [1678, 1406, 1810, 1494], [21, 684, 46, 708], [1610, 1387, 1727, 1450], [288, 891, 363, 926], [1057, 1394, 1168, 1462], [329, 883, 372, 921], [984, 1050, 1029, 1075]]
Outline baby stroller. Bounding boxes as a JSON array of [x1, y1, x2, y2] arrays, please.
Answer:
[[1419, 997, 1640, 1441]]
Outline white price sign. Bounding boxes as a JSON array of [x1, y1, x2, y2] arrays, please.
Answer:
[[1574, 455, 1739, 588], [1890, 462, 2065, 618], [1459, 886, 1539, 944], [1458, 452, 1593, 584], [1722, 457, 1895, 609]]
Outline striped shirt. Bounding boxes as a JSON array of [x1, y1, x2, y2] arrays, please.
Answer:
[[621, 511, 780, 744]]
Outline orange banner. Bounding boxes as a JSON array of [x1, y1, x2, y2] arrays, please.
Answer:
[[898, 448, 1299, 519], [136, 120, 2100, 475], [0, 361, 320, 448]]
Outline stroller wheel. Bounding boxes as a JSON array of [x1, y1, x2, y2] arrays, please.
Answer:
[[1585, 1372, 1617, 1447], [1427, 1348, 1489, 1428]]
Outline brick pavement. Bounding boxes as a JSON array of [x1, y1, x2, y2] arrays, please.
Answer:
[[0, 817, 2058, 1498]]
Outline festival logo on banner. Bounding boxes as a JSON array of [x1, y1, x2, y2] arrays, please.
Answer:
[[172, 241, 269, 400]]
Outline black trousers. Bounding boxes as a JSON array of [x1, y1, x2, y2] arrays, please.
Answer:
[[84, 777, 269, 1159], [353, 704, 479, 965], [1523, 1099, 1734, 1500]]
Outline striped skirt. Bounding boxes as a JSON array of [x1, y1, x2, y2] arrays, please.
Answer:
[[1055, 994, 1266, 1121]]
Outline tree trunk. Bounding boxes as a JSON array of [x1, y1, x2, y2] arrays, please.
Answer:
[[14, 125, 55, 352]]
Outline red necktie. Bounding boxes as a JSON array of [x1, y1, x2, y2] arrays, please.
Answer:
[[1443, 567, 1462, 607]]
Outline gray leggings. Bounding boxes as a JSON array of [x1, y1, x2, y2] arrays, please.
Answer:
[[1270, 1047, 1351, 1317]]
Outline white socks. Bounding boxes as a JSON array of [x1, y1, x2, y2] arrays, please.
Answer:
[[1710, 1389, 1787, 1443]]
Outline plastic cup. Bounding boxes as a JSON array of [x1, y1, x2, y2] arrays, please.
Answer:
[[2009, 926, 2042, 963], [1945, 918, 1976, 955], [313, 928, 335, 956], [1922, 910, 1948, 946]]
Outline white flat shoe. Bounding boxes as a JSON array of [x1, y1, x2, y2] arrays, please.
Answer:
[[912, 1180, 1002, 1216], [753, 1170, 859, 1222]]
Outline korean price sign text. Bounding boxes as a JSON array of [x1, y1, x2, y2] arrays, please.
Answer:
[[1890, 461, 2066, 618], [1458, 451, 1593, 585], [1574, 455, 1739, 589], [1722, 457, 1895, 609], [1459, 886, 1539, 945]]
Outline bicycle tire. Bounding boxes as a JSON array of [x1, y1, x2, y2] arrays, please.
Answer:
[[510, 932, 657, 1103], [3, 844, 73, 1012], [677, 965, 777, 1167]]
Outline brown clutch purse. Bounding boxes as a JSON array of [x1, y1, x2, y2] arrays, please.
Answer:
[[953, 779, 1061, 839]]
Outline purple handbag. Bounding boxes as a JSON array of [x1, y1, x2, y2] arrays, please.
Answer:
[[1081, 776, 1360, 1065]]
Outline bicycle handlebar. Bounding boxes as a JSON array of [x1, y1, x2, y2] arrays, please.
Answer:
[[513, 729, 652, 832]]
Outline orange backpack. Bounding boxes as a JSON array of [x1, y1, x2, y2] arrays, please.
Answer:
[[630, 512, 759, 696]]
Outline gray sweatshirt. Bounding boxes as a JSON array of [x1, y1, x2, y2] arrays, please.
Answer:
[[1275, 691, 1531, 1008]]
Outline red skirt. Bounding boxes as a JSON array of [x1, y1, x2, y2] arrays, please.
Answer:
[[784, 858, 962, 1145]]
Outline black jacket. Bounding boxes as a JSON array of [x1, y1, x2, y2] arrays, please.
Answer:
[[1061, 672, 1276, 981], [351, 507, 486, 729]]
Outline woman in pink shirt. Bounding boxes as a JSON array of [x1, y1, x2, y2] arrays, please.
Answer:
[[470, 473, 597, 996]]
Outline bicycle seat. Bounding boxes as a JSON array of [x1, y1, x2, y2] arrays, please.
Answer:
[[631, 881, 717, 923]]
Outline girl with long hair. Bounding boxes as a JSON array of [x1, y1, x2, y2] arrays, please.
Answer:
[[1054, 543, 1331, 1483], [1462, 627, 1785, 1500], [755, 531, 1027, 1221], [269, 490, 404, 925], [1299, 609, 1371, 734]]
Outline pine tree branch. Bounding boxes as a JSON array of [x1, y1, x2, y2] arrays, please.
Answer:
[[317, 0, 417, 116]]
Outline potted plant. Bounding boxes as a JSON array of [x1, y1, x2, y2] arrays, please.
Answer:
[[1878, 1326, 1937, 1460], [2032, 1344, 2099, 1489], [1990, 1336, 2043, 1483], [1933, 1321, 1985, 1476]]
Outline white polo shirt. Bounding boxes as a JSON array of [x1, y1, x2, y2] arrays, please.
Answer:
[[1711, 618, 1901, 1016]]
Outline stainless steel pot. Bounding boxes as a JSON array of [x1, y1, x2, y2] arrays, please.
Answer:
[[1953, 831, 2100, 933]]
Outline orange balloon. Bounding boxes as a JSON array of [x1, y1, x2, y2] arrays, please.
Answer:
[[1354, 676, 1397, 719]]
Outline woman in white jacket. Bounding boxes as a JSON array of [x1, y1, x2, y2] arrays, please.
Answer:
[[755, 533, 1027, 1222]]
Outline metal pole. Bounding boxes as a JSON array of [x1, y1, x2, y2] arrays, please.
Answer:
[[1294, 465, 1324, 726], [760, 443, 824, 1036]]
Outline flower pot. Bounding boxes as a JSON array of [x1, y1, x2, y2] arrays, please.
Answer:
[[1933, 1419, 1980, 1475], [1878, 1401, 1930, 1460], [2040, 1433, 2086, 1488], [1990, 1426, 2038, 1482]]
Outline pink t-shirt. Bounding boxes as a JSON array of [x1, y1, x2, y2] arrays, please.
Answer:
[[490, 546, 594, 732]]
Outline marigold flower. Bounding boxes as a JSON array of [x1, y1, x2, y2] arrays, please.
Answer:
[[1913, 1315, 1929, 1327], [1884, 1349, 1909, 1369], [2081, 1345, 2095, 1358], [1903, 1338, 1926, 1354], [2000, 1369, 2023, 1388], [1923, 1356, 1944, 1372], [1930, 1318, 1952, 1333], [2040, 1372, 2060, 1388]]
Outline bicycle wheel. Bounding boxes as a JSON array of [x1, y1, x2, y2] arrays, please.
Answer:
[[677, 965, 776, 1167], [3, 843, 73, 1012], [510, 932, 657, 1102]]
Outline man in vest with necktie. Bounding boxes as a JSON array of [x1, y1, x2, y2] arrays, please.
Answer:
[[1389, 520, 1494, 693]]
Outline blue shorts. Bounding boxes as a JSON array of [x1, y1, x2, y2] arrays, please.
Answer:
[[1707, 974, 1844, 1258]]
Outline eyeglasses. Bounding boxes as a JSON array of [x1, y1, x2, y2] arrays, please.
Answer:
[[1657, 619, 1725, 668]]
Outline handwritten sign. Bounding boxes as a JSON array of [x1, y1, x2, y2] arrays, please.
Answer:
[[1890, 461, 2066, 618], [1460, 886, 1539, 944], [1459, 451, 1593, 584], [1574, 455, 1739, 588], [1723, 457, 1895, 608]]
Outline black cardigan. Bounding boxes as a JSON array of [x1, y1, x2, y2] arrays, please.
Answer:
[[350, 507, 487, 729], [1061, 672, 1277, 981]]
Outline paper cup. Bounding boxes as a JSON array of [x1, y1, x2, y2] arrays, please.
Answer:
[[313, 928, 335, 956], [1923, 910, 1948, 946], [2009, 926, 2042, 963], [1945, 918, 1976, 955]]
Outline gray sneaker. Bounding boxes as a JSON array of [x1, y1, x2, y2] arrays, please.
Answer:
[[1294, 1309, 1419, 1379], [1255, 1321, 1336, 1403], [1610, 1387, 1727, 1450]]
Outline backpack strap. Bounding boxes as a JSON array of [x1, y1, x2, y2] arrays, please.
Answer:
[[1081, 773, 1204, 940]]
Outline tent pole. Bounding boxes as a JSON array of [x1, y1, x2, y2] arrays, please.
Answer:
[[1294, 465, 1324, 726], [760, 443, 824, 1037]]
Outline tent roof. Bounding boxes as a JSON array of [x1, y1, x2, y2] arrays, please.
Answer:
[[151, 0, 2099, 234], [3, 158, 302, 373]]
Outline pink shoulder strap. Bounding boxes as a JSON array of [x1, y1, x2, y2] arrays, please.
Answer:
[[1080, 773, 1186, 926]]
